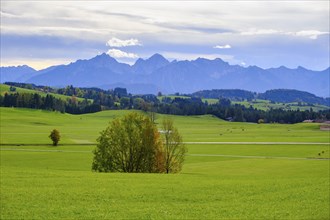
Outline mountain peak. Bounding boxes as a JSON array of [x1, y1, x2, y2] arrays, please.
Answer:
[[214, 58, 226, 62], [0, 65, 38, 83], [193, 57, 228, 68], [89, 53, 118, 64], [94, 52, 111, 59], [132, 53, 169, 74], [296, 66, 308, 71], [195, 57, 208, 62], [147, 53, 169, 62], [195, 57, 226, 63], [278, 65, 290, 70], [1, 64, 35, 71]]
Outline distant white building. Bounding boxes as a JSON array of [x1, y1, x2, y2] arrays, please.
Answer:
[[158, 130, 172, 134], [303, 120, 313, 123]]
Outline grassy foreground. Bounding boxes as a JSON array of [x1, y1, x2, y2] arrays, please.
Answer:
[[0, 107, 329, 219]]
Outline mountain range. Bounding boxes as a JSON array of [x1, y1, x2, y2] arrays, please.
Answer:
[[1, 53, 329, 97]]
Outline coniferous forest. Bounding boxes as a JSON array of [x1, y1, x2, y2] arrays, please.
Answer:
[[1, 83, 329, 123]]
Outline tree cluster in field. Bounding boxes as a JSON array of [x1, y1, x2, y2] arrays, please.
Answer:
[[192, 89, 256, 101], [1, 83, 329, 123], [92, 113, 187, 173], [192, 89, 330, 106], [206, 103, 329, 124], [0, 91, 101, 114], [258, 89, 330, 106]]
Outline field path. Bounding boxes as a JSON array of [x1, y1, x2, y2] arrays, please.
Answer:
[[186, 153, 329, 160], [183, 142, 329, 145], [1, 142, 328, 146], [1, 148, 329, 160], [0, 148, 91, 153]]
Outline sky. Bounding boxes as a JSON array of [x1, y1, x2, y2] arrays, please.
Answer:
[[1, 0, 329, 70]]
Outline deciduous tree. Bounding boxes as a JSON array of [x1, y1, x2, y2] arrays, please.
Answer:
[[161, 118, 187, 173], [92, 113, 163, 173], [49, 129, 60, 146]]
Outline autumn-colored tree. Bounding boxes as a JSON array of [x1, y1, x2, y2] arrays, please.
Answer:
[[161, 118, 187, 173], [49, 129, 60, 146]]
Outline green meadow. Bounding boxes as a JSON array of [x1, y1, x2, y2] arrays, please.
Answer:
[[0, 107, 329, 219]]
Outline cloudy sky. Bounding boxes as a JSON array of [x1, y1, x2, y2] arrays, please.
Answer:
[[1, 1, 329, 70]]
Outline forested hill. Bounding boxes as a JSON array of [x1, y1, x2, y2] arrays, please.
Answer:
[[192, 89, 255, 101], [258, 89, 329, 106], [192, 89, 329, 106]]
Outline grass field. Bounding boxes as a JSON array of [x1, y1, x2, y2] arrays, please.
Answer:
[[0, 107, 329, 219], [1, 107, 328, 144]]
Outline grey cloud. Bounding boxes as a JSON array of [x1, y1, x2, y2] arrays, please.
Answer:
[[86, 8, 233, 34], [159, 23, 234, 34]]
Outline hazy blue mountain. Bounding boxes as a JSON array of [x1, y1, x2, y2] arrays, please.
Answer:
[[0, 65, 37, 83], [3, 53, 329, 97], [26, 53, 132, 87], [145, 59, 284, 94], [143, 60, 209, 93], [266, 66, 329, 97], [132, 53, 170, 75]]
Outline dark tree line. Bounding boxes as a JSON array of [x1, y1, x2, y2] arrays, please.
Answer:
[[0, 92, 101, 114], [192, 89, 255, 101], [191, 88, 329, 106], [2, 83, 329, 123], [155, 98, 329, 124], [258, 89, 329, 106], [206, 102, 329, 124]]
